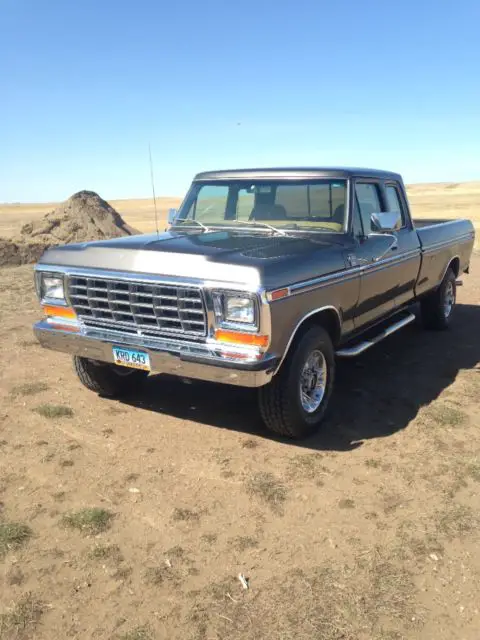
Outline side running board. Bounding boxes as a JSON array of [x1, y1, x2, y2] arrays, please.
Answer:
[[336, 312, 416, 358]]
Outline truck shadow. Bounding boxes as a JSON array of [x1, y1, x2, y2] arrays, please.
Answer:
[[121, 303, 480, 451]]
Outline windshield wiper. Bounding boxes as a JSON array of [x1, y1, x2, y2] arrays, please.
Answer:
[[232, 219, 287, 236], [171, 219, 210, 232], [282, 224, 341, 233]]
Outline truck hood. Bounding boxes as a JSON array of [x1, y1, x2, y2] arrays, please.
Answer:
[[39, 229, 350, 290]]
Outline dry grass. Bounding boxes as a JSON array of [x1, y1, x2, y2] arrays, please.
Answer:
[[287, 453, 330, 481], [0, 522, 32, 557], [0, 593, 43, 640], [186, 545, 417, 640], [230, 536, 259, 552], [33, 404, 74, 419], [10, 382, 49, 397], [89, 543, 123, 562], [436, 504, 478, 539], [246, 472, 288, 513], [62, 508, 113, 535], [425, 404, 468, 426], [118, 626, 153, 640], [172, 508, 201, 522], [144, 565, 178, 586], [242, 438, 259, 449]]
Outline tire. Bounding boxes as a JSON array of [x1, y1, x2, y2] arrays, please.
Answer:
[[420, 268, 456, 330], [258, 326, 335, 439], [73, 356, 149, 398]]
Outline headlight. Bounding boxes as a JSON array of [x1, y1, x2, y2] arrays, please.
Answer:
[[225, 296, 255, 324], [38, 273, 66, 303], [213, 292, 257, 328]]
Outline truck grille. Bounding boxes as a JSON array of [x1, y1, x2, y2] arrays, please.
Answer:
[[68, 276, 207, 338]]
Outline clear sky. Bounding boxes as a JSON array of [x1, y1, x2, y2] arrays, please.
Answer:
[[1, 0, 479, 202]]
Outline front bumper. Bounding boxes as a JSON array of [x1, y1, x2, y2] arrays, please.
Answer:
[[33, 320, 278, 388]]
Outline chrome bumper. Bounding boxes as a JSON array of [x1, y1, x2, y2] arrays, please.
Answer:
[[33, 320, 278, 388]]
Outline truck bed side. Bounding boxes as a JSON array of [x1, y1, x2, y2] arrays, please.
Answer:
[[414, 218, 475, 297]]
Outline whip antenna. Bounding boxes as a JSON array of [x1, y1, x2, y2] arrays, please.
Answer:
[[148, 143, 159, 237]]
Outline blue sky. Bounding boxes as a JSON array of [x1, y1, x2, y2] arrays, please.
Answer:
[[1, 0, 479, 202]]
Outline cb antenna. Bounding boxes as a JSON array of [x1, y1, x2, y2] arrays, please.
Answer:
[[148, 143, 159, 237]]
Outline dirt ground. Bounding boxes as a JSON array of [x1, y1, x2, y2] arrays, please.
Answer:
[[0, 254, 479, 640]]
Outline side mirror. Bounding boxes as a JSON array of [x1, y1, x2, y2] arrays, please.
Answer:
[[167, 208, 178, 225], [370, 211, 402, 234]]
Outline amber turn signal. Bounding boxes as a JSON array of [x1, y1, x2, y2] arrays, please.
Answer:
[[43, 305, 77, 320], [215, 329, 269, 348]]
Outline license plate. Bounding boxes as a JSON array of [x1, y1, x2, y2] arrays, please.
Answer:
[[112, 347, 151, 371]]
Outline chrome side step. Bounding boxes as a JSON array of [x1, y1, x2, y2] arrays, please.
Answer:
[[336, 312, 416, 358]]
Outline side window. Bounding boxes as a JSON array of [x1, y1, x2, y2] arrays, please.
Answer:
[[354, 183, 382, 234], [192, 185, 229, 222], [352, 199, 364, 237], [385, 184, 407, 226]]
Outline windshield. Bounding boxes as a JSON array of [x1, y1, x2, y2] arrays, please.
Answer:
[[175, 179, 348, 233]]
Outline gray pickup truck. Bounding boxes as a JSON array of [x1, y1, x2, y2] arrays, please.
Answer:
[[33, 167, 475, 438]]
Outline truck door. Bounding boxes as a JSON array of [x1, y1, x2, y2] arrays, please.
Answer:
[[351, 181, 397, 327], [382, 181, 421, 307]]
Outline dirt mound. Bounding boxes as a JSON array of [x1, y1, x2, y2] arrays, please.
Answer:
[[0, 191, 139, 267]]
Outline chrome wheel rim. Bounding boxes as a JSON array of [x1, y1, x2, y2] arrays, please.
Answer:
[[444, 281, 455, 318], [299, 350, 327, 413]]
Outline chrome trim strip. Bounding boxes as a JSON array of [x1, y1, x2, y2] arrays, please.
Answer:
[[274, 305, 342, 373], [336, 312, 415, 358], [286, 249, 421, 298]]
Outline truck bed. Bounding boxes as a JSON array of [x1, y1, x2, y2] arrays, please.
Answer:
[[413, 217, 475, 297], [414, 217, 474, 249]]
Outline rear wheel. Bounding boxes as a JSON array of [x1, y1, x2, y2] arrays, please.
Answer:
[[73, 356, 148, 397], [420, 268, 456, 330], [258, 326, 335, 439]]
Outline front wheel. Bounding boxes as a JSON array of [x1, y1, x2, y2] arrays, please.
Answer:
[[73, 356, 149, 398], [258, 326, 335, 439], [420, 268, 456, 330]]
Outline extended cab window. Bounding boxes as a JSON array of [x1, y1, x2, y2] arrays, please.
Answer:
[[385, 184, 407, 226], [355, 183, 382, 234]]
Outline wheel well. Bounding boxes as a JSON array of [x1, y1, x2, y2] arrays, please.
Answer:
[[286, 308, 341, 357], [449, 257, 460, 278]]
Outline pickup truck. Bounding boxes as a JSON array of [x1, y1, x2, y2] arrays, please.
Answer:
[[33, 167, 475, 439]]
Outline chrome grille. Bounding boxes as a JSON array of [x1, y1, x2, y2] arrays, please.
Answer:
[[68, 276, 207, 337]]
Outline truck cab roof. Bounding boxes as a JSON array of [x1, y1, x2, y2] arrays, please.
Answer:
[[194, 167, 403, 182]]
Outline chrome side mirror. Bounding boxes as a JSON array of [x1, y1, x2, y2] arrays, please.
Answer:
[[370, 211, 402, 233], [167, 208, 178, 225], [367, 212, 401, 262]]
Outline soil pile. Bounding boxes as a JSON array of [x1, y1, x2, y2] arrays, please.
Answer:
[[0, 191, 139, 267]]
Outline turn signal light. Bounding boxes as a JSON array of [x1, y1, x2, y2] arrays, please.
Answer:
[[215, 329, 269, 348], [43, 305, 77, 320]]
